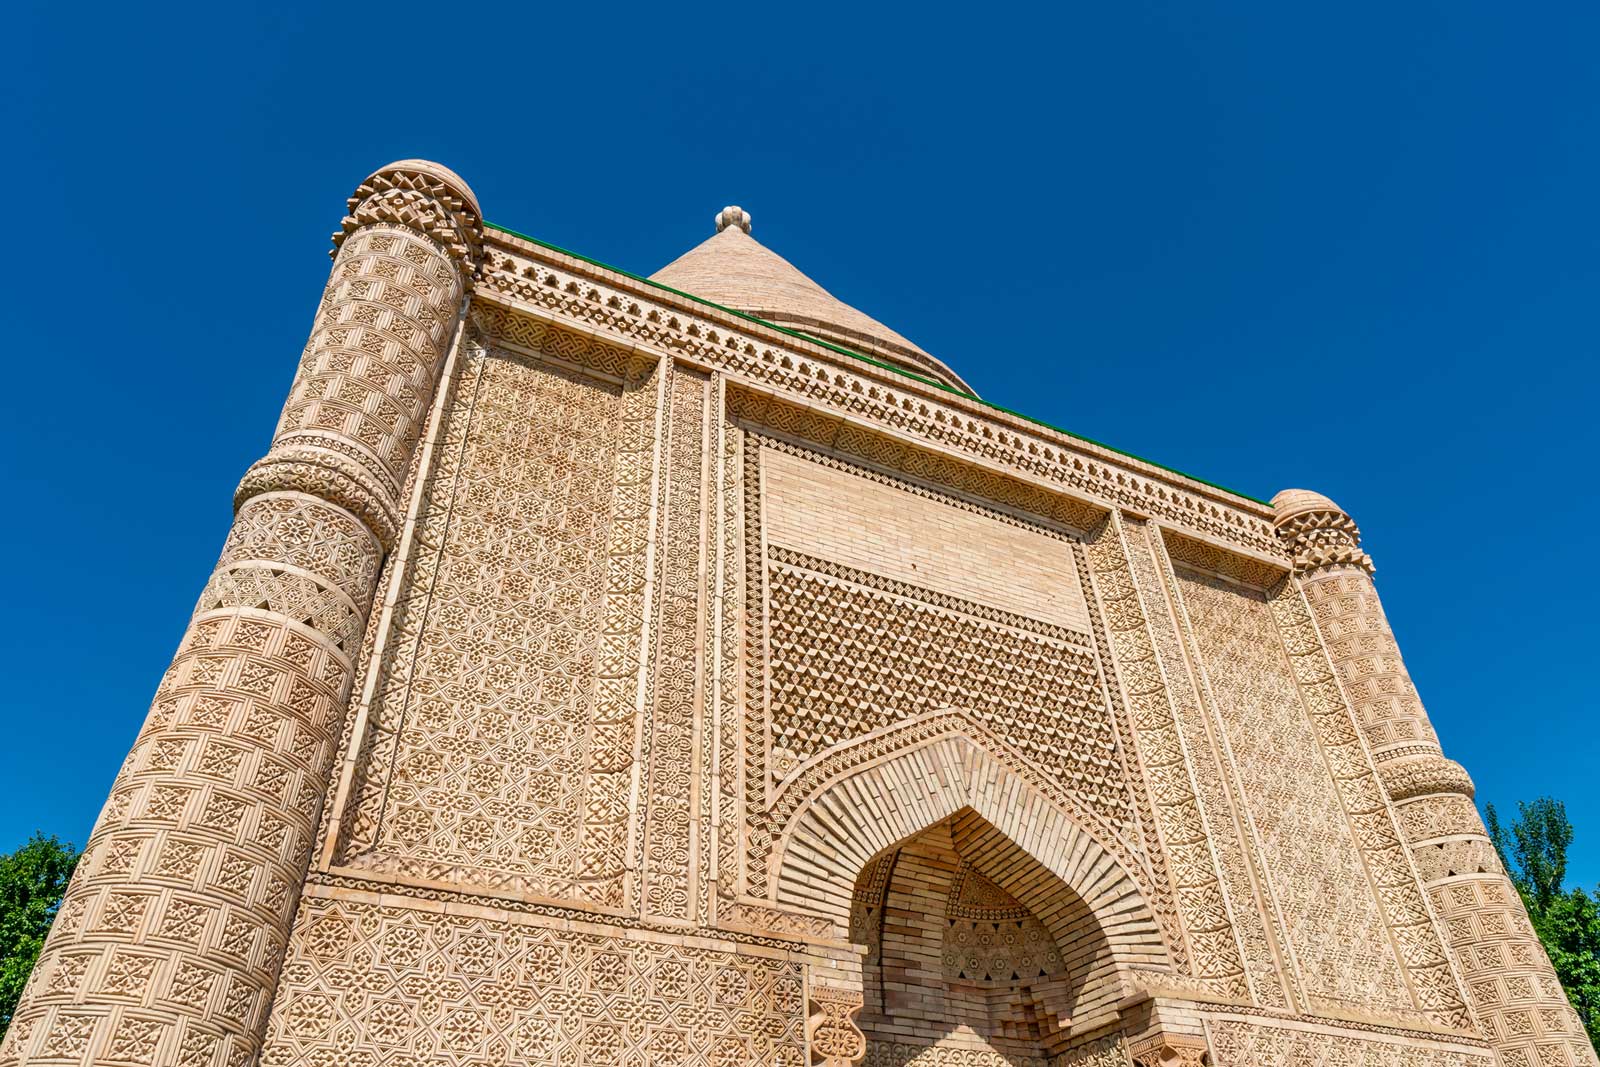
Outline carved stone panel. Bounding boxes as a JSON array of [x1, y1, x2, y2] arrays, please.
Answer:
[[260, 896, 808, 1065], [1173, 568, 1411, 1016], [339, 346, 630, 902]]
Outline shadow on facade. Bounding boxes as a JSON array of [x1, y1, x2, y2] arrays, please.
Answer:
[[849, 807, 1120, 1065]]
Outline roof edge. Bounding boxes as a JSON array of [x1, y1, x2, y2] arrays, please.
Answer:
[[482, 220, 1271, 509]]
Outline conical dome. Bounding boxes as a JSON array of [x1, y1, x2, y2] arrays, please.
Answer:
[[651, 207, 974, 394]]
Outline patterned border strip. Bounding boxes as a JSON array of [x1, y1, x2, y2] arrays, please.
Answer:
[[740, 431, 772, 897], [305, 870, 813, 953], [1144, 523, 1295, 1010], [1206, 1012, 1495, 1061], [1082, 514, 1247, 994], [638, 365, 709, 922], [575, 357, 661, 908]]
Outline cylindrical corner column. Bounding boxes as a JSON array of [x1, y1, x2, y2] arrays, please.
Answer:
[[0, 161, 481, 1067], [1272, 489, 1596, 1067]]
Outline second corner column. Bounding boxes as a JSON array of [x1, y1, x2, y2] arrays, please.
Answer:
[[1272, 489, 1596, 1067]]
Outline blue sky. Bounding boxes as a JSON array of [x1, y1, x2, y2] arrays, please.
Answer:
[[3, 2, 1596, 885]]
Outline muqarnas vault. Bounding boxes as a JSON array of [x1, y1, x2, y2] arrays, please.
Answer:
[[3, 160, 1593, 1067]]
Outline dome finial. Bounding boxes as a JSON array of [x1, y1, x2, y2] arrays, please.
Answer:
[[715, 205, 752, 234]]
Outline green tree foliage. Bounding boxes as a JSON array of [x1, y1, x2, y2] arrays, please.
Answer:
[[1489, 797, 1574, 915], [0, 833, 79, 1039], [1538, 888, 1600, 1045], [1488, 798, 1600, 1049]]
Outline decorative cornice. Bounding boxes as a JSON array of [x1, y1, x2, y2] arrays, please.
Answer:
[[1270, 488, 1374, 576], [472, 233, 1285, 563], [333, 159, 483, 281]]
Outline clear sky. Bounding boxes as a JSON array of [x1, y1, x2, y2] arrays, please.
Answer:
[[3, 2, 1596, 886]]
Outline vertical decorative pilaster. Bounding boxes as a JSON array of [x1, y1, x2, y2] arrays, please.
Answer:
[[806, 983, 866, 1066], [640, 364, 710, 922], [0, 161, 481, 1067], [1083, 514, 1248, 997], [1272, 489, 1597, 1067]]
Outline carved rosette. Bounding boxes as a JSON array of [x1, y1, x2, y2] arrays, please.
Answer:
[[0, 162, 481, 1067], [806, 984, 866, 1066], [1272, 489, 1599, 1066]]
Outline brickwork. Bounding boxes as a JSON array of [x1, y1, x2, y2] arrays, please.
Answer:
[[761, 442, 1091, 632], [8, 160, 1589, 1066], [852, 820, 1085, 1063]]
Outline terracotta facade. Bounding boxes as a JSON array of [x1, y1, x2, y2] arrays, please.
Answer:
[[2, 161, 1592, 1067]]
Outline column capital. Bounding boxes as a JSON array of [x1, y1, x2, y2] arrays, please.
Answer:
[[1127, 1032, 1210, 1067], [332, 158, 484, 281], [1270, 488, 1373, 576]]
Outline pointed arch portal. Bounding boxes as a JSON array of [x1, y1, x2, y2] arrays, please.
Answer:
[[768, 727, 1175, 1061]]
